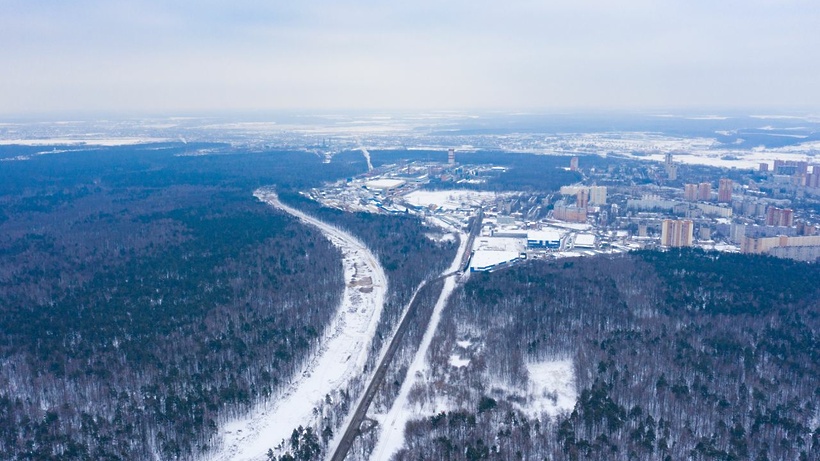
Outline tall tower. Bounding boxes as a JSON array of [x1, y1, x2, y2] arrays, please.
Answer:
[[448, 148, 456, 166], [570, 157, 579, 171], [718, 178, 733, 203]]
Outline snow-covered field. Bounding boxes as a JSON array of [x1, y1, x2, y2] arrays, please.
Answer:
[[628, 149, 815, 170], [403, 190, 500, 211], [0, 137, 168, 146], [370, 229, 470, 460], [206, 189, 388, 461], [546, 131, 819, 169]]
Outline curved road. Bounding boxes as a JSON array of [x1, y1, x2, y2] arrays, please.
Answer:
[[209, 188, 388, 461]]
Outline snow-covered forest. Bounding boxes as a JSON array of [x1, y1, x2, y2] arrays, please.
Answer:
[[0, 144, 456, 459], [394, 251, 820, 461]]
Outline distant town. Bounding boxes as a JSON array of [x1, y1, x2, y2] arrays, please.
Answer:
[[309, 148, 820, 271]]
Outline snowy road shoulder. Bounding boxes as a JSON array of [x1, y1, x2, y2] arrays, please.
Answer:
[[205, 189, 388, 461]]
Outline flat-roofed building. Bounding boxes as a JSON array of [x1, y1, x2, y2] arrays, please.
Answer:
[[469, 236, 526, 272], [589, 186, 607, 205], [553, 204, 587, 223], [527, 230, 563, 249], [742, 234, 820, 255], [365, 179, 406, 191], [661, 219, 694, 247], [574, 233, 597, 248], [766, 207, 794, 227]]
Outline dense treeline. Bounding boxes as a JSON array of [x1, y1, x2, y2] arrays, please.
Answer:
[[397, 250, 820, 461], [0, 144, 372, 459], [368, 149, 581, 192], [0, 143, 463, 460]]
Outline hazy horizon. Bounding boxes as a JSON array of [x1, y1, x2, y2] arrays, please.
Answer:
[[2, 1, 820, 115]]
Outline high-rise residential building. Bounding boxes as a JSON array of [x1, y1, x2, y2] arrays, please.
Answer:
[[765, 207, 776, 226], [570, 157, 579, 171], [718, 178, 733, 203], [666, 163, 677, 180], [774, 160, 809, 175], [684, 184, 698, 201], [589, 186, 607, 205], [697, 182, 712, 201], [741, 234, 820, 255], [553, 204, 587, 223], [661, 219, 694, 247], [759, 162, 769, 173], [576, 189, 589, 209], [766, 207, 795, 227], [448, 148, 456, 166], [664, 153, 677, 180], [806, 166, 820, 188]]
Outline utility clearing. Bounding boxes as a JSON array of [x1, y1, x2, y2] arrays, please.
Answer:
[[370, 230, 470, 460], [206, 189, 388, 461]]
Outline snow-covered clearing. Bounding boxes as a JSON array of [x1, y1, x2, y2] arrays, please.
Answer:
[[424, 232, 457, 243], [456, 339, 473, 349], [403, 190, 499, 211], [489, 360, 577, 418], [206, 189, 388, 461], [448, 354, 470, 368], [370, 228, 470, 460]]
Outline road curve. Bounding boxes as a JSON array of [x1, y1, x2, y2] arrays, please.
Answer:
[[206, 188, 388, 461]]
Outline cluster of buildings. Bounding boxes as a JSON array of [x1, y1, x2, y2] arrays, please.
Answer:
[[311, 149, 820, 266], [552, 185, 608, 223], [549, 155, 820, 263], [618, 154, 820, 262], [682, 179, 733, 203]]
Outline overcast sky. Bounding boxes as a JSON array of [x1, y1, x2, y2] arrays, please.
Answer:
[[1, 0, 818, 115]]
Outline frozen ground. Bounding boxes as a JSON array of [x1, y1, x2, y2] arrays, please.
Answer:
[[629, 149, 815, 170], [0, 137, 168, 146], [205, 189, 387, 461], [403, 190, 500, 211], [370, 229, 470, 460], [489, 360, 577, 418], [547, 131, 819, 169]]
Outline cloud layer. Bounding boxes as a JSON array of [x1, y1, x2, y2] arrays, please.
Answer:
[[2, 0, 818, 115]]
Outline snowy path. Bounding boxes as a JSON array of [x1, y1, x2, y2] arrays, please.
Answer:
[[370, 229, 470, 460], [205, 188, 388, 461]]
